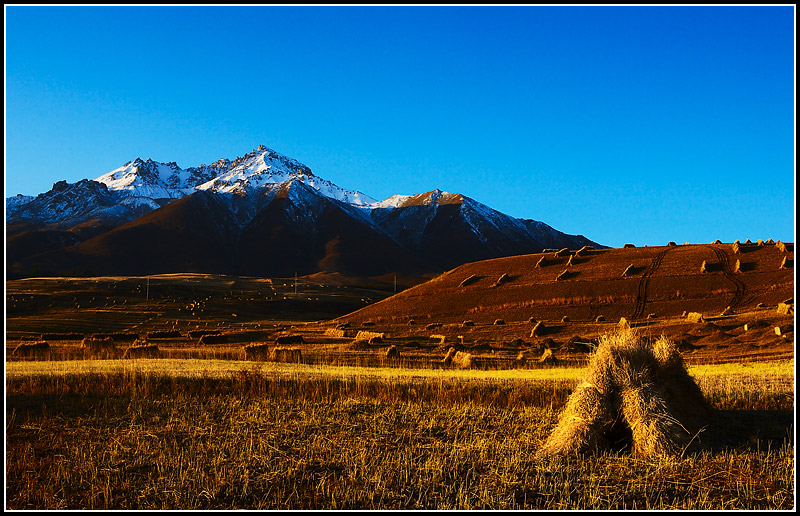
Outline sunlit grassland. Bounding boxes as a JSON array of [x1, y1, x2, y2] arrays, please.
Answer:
[[6, 358, 794, 510]]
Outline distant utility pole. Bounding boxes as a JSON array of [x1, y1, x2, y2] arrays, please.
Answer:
[[394, 275, 397, 293], [146, 277, 150, 301], [294, 272, 298, 295]]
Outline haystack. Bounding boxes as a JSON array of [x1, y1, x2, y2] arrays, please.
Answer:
[[686, 312, 705, 323], [82, 336, 117, 359], [538, 348, 557, 364], [122, 343, 159, 359], [459, 274, 481, 287], [537, 329, 711, 459], [270, 348, 302, 363], [12, 340, 50, 358], [441, 348, 473, 368], [776, 300, 794, 315], [452, 351, 473, 369], [385, 345, 400, 360], [243, 342, 270, 361]]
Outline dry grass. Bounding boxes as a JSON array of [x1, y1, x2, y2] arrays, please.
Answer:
[[5, 354, 793, 510]]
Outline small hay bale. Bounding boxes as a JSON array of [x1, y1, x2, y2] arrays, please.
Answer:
[[324, 328, 347, 338], [270, 348, 302, 363], [431, 334, 448, 345], [530, 321, 545, 337], [779, 256, 792, 269], [667, 241, 677, 246], [647, 313, 657, 319], [81, 337, 117, 359], [12, 340, 50, 358], [561, 316, 570, 323], [566, 255, 575, 266], [595, 315, 605, 322], [122, 343, 159, 359], [244, 342, 270, 361], [686, 312, 705, 323], [535, 256, 548, 268], [700, 260, 708, 273], [199, 334, 228, 345], [756, 239, 764, 246], [459, 275, 481, 287], [618, 317, 630, 328], [442, 347, 457, 366], [275, 334, 305, 345], [623, 243, 636, 248], [355, 331, 384, 342], [385, 345, 400, 360], [555, 248, 570, 257], [765, 238, 775, 245], [714, 239, 723, 244], [462, 320, 475, 327], [556, 269, 570, 281], [538, 348, 557, 364], [491, 273, 512, 288], [494, 319, 506, 325], [776, 240, 786, 252], [744, 239, 752, 244], [452, 351, 473, 369], [776, 302, 794, 315], [622, 264, 636, 277], [425, 323, 443, 330], [408, 319, 416, 325]]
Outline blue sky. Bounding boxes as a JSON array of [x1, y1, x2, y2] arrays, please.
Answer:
[[5, 5, 795, 248]]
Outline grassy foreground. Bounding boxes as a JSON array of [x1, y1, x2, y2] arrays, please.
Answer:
[[5, 359, 795, 510]]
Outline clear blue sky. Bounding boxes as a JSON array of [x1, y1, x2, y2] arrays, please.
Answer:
[[5, 5, 795, 248]]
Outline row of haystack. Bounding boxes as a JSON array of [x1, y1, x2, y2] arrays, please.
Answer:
[[80, 337, 160, 359], [442, 347, 473, 369], [538, 329, 711, 459], [242, 343, 303, 363]]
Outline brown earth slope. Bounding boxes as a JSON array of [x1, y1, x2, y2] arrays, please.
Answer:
[[332, 242, 794, 363]]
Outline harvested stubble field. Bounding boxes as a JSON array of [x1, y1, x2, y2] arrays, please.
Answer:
[[5, 356, 795, 510], [5, 243, 796, 510]]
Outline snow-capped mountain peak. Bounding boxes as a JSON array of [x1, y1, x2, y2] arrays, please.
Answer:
[[195, 145, 377, 205], [83, 145, 377, 207]]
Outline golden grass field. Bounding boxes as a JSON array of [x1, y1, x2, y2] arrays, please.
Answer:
[[5, 242, 796, 509]]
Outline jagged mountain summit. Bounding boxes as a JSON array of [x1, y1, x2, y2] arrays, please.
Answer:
[[6, 145, 602, 279]]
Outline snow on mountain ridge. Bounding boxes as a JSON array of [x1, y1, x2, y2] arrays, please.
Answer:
[[88, 144, 377, 207]]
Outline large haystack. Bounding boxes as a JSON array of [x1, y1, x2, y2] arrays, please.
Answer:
[[537, 329, 711, 459]]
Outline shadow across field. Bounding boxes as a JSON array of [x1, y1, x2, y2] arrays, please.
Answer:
[[703, 410, 794, 452]]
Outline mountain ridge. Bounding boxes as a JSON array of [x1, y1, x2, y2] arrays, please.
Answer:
[[6, 145, 603, 279]]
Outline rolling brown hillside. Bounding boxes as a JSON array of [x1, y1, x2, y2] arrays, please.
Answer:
[[331, 241, 794, 363]]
